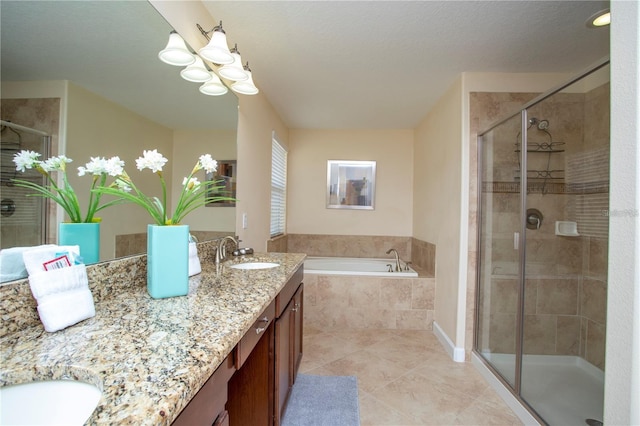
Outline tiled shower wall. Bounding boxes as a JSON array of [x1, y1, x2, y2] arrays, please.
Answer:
[[1, 98, 60, 248], [473, 83, 609, 370]]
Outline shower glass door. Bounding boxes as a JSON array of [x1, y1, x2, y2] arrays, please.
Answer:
[[520, 69, 609, 425], [475, 112, 524, 388]]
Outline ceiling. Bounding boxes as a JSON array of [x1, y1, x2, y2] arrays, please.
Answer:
[[1, 1, 609, 131], [201, 0, 610, 129]]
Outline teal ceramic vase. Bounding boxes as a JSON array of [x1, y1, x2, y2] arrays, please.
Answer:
[[58, 222, 100, 264], [147, 224, 189, 299]]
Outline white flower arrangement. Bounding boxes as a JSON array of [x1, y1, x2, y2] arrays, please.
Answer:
[[12, 150, 125, 223], [94, 149, 233, 226]]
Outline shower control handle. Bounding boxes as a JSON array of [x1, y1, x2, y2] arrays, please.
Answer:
[[526, 208, 543, 230]]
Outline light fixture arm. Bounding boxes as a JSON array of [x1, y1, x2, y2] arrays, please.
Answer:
[[197, 21, 226, 41]]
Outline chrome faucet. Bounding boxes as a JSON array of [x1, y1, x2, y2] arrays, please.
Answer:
[[385, 248, 401, 272], [216, 236, 239, 265]]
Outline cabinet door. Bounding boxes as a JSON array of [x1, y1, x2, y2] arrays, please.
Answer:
[[227, 322, 274, 426], [292, 284, 304, 381], [274, 298, 294, 426], [172, 354, 235, 426]]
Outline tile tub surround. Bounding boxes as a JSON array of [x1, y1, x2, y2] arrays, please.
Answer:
[[282, 234, 436, 276], [0, 249, 305, 425], [287, 234, 412, 259], [304, 268, 436, 330]]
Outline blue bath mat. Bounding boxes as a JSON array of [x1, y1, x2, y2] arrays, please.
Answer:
[[282, 374, 360, 426]]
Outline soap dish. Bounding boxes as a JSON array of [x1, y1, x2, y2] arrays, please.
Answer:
[[555, 221, 580, 236]]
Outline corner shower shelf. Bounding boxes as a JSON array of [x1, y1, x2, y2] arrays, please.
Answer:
[[514, 141, 566, 152], [514, 141, 565, 182]]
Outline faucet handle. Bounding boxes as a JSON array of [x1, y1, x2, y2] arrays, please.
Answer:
[[404, 261, 412, 271]]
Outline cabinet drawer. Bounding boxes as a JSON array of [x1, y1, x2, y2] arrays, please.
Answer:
[[235, 300, 275, 369], [172, 353, 235, 426], [275, 265, 303, 318]]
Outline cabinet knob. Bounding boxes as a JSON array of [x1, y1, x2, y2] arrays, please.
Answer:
[[255, 316, 270, 334]]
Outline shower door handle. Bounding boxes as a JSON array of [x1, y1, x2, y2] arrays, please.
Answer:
[[514, 232, 519, 250]]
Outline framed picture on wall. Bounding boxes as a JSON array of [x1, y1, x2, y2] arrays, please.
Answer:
[[326, 160, 376, 210], [206, 160, 236, 207]]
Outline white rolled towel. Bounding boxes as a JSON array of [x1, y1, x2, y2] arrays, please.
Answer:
[[24, 246, 96, 333], [188, 242, 201, 277]]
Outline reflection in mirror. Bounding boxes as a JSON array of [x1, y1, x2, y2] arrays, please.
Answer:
[[0, 1, 238, 283]]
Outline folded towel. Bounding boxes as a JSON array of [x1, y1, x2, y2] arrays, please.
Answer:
[[0, 246, 41, 281], [24, 245, 95, 333], [22, 245, 80, 275], [188, 242, 201, 277], [36, 287, 95, 333]]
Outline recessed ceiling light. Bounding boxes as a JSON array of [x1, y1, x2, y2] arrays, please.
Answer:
[[587, 9, 610, 28]]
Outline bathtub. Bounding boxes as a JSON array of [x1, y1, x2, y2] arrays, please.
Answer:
[[304, 256, 418, 277]]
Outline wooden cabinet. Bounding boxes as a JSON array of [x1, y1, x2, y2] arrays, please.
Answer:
[[227, 320, 275, 426], [172, 264, 304, 426], [172, 352, 235, 426], [274, 270, 304, 426]]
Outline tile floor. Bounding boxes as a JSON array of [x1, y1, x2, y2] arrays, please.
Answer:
[[299, 326, 523, 425]]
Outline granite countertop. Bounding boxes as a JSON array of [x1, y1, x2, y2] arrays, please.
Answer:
[[0, 252, 306, 425]]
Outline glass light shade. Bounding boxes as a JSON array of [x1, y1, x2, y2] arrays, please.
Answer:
[[218, 52, 249, 81], [180, 56, 212, 83], [199, 72, 228, 96], [198, 31, 234, 64], [158, 32, 195, 66], [231, 70, 259, 95], [587, 9, 610, 27]]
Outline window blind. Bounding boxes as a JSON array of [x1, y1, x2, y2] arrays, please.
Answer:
[[270, 135, 287, 237]]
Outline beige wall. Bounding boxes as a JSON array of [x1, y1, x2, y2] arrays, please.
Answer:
[[170, 129, 236, 232], [65, 82, 174, 259], [287, 129, 413, 236], [413, 77, 464, 347]]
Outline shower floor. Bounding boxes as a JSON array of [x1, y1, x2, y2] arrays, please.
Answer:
[[482, 353, 604, 425]]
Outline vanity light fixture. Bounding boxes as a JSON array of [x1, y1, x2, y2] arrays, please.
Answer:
[[587, 8, 610, 28], [197, 22, 234, 64], [158, 31, 196, 66], [159, 23, 258, 95], [231, 63, 259, 95], [180, 56, 213, 83], [199, 72, 229, 96], [218, 44, 249, 82]]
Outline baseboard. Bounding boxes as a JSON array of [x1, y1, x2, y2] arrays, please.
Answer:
[[432, 321, 465, 363], [471, 353, 541, 426]]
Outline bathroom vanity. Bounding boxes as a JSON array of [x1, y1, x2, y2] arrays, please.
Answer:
[[0, 248, 305, 425]]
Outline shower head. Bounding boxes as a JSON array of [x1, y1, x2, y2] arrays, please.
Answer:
[[528, 117, 550, 130]]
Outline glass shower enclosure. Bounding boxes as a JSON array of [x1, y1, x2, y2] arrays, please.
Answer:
[[475, 60, 609, 425], [0, 120, 50, 250]]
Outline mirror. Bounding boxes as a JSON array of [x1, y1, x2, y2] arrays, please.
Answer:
[[0, 1, 238, 282], [326, 160, 376, 210]]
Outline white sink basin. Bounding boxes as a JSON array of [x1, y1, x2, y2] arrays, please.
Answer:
[[229, 262, 279, 270], [0, 380, 102, 425]]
